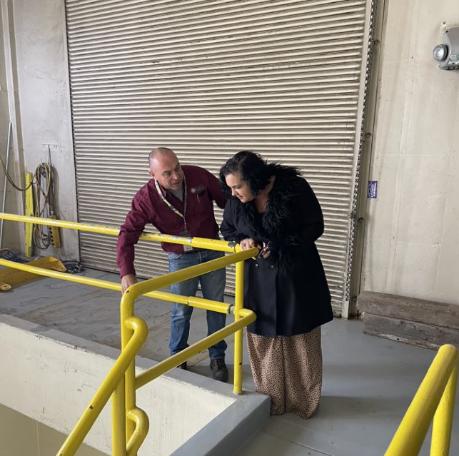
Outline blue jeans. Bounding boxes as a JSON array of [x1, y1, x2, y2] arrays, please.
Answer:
[[168, 249, 227, 360]]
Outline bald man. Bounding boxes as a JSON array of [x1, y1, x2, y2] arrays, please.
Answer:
[[117, 147, 228, 382]]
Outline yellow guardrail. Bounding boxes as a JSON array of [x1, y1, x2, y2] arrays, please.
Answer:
[[0, 213, 258, 456], [58, 317, 148, 456], [0, 213, 236, 252], [384, 344, 458, 456]]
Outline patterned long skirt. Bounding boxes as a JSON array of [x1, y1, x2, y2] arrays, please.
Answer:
[[247, 327, 322, 419]]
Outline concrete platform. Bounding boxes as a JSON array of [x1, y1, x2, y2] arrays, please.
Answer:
[[0, 267, 458, 456]]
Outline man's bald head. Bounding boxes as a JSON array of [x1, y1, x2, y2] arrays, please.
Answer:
[[148, 147, 184, 191], [149, 147, 176, 167]]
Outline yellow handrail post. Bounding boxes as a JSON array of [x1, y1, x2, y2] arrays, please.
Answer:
[[120, 290, 137, 443], [233, 259, 245, 395], [126, 408, 149, 456], [431, 358, 458, 456], [56, 317, 147, 456], [112, 379, 127, 456], [384, 344, 458, 456]]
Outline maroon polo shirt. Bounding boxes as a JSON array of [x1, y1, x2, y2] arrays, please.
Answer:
[[117, 165, 227, 278]]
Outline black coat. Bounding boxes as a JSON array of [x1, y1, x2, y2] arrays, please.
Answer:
[[220, 166, 333, 337]]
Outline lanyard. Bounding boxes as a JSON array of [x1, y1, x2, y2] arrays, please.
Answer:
[[154, 177, 188, 231]]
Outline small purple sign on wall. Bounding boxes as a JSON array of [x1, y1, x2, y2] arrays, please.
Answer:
[[367, 181, 378, 199]]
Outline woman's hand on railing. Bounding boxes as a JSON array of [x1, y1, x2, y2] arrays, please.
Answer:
[[240, 238, 259, 251], [240, 238, 271, 259], [121, 274, 137, 294]]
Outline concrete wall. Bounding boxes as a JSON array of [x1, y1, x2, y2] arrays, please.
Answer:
[[0, 315, 241, 455], [0, 404, 106, 456], [0, 0, 78, 259], [361, 0, 459, 305]]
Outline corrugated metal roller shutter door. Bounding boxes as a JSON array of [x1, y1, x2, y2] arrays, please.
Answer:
[[66, 0, 370, 314]]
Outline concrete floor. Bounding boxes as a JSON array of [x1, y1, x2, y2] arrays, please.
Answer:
[[0, 267, 458, 456]]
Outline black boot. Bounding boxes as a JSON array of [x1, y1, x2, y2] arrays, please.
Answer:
[[210, 358, 228, 382]]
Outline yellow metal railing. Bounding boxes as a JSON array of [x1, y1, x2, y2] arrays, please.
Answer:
[[0, 213, 258, 456], [0, 213, 235, 252], [384, 344, 458, 456], [57, 317, 148, 456]]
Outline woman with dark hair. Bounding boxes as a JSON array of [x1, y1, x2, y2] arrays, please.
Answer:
[[219, 151, 333, 419]]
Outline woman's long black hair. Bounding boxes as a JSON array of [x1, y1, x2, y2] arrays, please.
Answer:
[[219, 150, 273, 197]]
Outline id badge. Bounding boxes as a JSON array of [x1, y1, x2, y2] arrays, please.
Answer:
[[180, 230, 193, 251]]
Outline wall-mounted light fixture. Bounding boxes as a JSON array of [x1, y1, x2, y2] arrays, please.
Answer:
[[433, 27, 459, 70]]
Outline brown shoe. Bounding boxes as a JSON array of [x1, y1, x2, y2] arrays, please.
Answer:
[[210, 358, 228, 382]]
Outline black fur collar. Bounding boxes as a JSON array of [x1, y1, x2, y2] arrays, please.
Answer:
[[240, 164, 303, 271]]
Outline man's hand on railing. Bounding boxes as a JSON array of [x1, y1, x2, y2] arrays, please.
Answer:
[[121, 274, 137, 294]]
